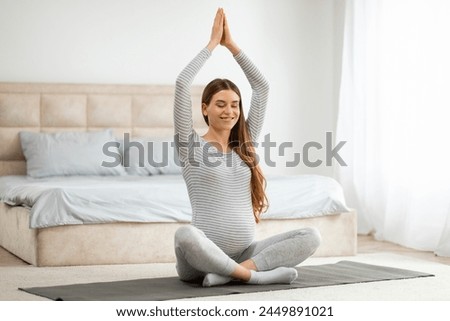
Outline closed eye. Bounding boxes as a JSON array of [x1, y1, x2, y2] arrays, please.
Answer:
[[215, 99, 239, 108]]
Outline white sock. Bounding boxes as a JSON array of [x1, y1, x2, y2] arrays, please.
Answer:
[[202, 273, 232, 287], [247, 267, 298, 285]]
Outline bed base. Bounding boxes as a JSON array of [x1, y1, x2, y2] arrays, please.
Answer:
[[0, 203, 356, 267]]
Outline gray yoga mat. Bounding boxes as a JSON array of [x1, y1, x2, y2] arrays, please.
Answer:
[[19, 261, 433, 301]]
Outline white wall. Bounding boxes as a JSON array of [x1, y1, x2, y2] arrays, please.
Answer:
[[0, 0, 345, 176]]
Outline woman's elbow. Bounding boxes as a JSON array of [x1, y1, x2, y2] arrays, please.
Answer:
[[175, 75, 190, 90], [259, 79, 270, 96], [262, 80, 270, 94]]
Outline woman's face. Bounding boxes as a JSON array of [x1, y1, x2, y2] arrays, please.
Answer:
[[202, 89, 240, 131]]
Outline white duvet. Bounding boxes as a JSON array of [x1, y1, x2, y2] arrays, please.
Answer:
[[0, 175, 350, 228]]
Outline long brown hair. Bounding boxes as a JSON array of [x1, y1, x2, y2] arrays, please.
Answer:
[[201, 78, 268, 223]]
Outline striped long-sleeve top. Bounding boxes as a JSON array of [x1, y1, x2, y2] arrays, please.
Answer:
[[174, 47, 269, 257]]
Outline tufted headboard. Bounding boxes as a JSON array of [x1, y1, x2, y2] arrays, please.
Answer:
[[0, 82, 207, 176]]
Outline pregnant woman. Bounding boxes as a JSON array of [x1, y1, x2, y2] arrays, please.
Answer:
[[173, 8, 321, 287]]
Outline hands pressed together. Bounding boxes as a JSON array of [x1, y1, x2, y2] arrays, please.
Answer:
[[207, 8, 240, 56]]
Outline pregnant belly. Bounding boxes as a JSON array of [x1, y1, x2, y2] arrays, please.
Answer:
[[193, 218, 255, 257]]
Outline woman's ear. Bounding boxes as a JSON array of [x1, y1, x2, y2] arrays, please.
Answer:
[[202, 103, 208, 116]]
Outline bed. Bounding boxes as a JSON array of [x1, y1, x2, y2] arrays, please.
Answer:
[[0, 82, 357, 267]]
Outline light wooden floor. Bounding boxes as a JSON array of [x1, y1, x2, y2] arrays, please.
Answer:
[[1, 235, 449, 267], [358, 235, 450, 265]]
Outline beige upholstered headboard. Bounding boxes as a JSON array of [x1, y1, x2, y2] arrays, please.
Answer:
[[0, 82, 207, 176]]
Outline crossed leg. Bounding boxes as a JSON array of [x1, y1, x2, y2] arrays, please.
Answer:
[[203, 227, 322, 286], [174, 225, 305, 286], [238, 227, 322, 270], [174, 225, 244, 282]]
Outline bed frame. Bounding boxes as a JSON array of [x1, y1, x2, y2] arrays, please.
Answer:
[[0, 82, 357, 266]]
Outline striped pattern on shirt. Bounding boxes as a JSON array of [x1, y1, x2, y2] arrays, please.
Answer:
[[173, 47, 269, 257]]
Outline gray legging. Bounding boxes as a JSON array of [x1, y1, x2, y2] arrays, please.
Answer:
[[174, 225, 322, 282]]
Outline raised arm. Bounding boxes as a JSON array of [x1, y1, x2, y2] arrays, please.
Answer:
[[234, 51, 269, 143], [174, 8, 224, 161], [174, 48, 211, 161], [221, 12, 270, 142]]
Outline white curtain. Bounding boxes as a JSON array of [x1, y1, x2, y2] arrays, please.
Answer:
[[335, 0, 450, 256]]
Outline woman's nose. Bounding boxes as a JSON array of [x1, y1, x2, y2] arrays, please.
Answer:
[[223, 105, 232, 114]]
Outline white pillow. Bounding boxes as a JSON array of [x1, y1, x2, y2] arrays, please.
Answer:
[[20, 129, 126, 178], [124, 136, 182, 175]]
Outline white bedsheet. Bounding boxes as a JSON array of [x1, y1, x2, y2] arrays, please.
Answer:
[[0, 175, 350, 228]]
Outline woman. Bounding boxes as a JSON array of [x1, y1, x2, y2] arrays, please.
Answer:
[[174, 8, 321, 287]]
